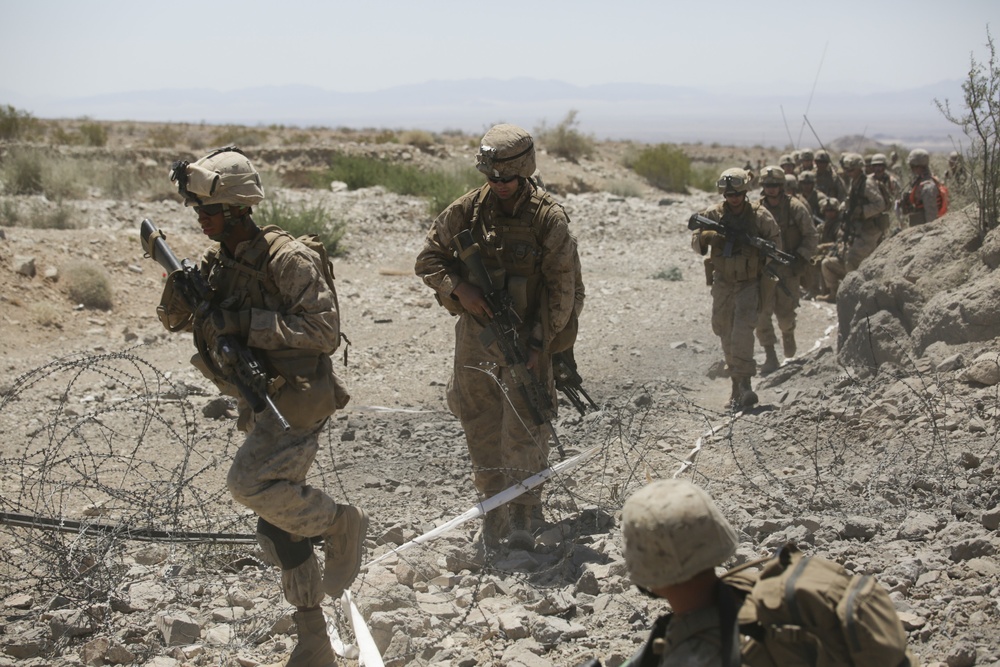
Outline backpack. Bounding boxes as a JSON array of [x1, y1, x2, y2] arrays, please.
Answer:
[[723, 543, 917, 667], [622, 543, 917, 667], [908, 177, 949, 217]]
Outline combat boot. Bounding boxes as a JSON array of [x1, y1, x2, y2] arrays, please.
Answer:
[[479, 505, 509, 550], [728, 377, 741, 408], [507, 503, 535, 551], [782, 333, 797, 359], [735, 377, 758, 409], [760, 346, 780, 375], [322, 504, 368, 597], [287, 608, 337, 667]]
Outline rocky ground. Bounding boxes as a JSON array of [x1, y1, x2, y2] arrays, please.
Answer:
[[0, 127, 998, 667]]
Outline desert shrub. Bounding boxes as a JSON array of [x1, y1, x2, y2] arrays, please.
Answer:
[[373, 130, 398, 144], [632, 143, 691, 193], [96, 162, 145, 200], [147, 125, 183, 148], [255, 200, 348, 257], [30, 302, 62, 328], [689, 164, 720, 192], [604, 179, 643, 198], [937, 27, 1000, 233], [535, 110, 594, 163], [78, 120, 108, 147], [0, 105, 40, 141], [35, 206, 75, 230], [0, 199, 20, 226], [64, 260, 113, 309], [210, 125, 269, 147], [49, 125, 82, 146], [652, 266, 683, 281], [2, 149, 44, 194], [398, 130, 436, 150], [319, 153, 481, 216]]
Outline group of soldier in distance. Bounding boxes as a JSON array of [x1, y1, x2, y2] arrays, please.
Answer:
[[143, 126, 942, 665]]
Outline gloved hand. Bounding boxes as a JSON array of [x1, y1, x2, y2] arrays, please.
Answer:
[[197, 307, 250, 342]]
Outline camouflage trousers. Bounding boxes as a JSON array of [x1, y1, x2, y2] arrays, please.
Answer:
[[446, 316, 553, 508], [756, 266, 800, 348], [711, 278, 761, 379], [227, 410, 340, 608], [821, 224, 882, 297]]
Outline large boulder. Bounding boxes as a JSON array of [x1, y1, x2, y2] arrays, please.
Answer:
[[836, 208, 1000, 365]]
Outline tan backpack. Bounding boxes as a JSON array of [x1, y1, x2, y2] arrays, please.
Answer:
[[723, 543, 918, 667]]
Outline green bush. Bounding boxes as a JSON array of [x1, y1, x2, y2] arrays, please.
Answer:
[[632, 144, 692, 193], [398, 130, 436, 150], [78, 120, 108, 147], [688, 164, 720, 192], [318, 153, 481, 216], [256, 200, 348, 257], [211, 125, 269, 147], [64, 260, 113, 309], [535, 110, 594, 163], [0, 105, 40, 141], [652, 266, 683, 281], [2, 149, 44, 194], [0, 199, 20, 226]]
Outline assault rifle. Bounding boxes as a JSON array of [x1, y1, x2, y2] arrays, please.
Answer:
[[139, 218, 290, 431], [452, 229, 564, 457], [552, 349, 598, 416], [687, 214, 796, 295]]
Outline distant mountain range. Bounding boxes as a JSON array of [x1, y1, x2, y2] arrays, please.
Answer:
[[1, 77, 967, 150]]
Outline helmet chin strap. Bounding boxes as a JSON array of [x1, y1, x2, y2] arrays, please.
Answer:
[[208, 207, 254, 243]]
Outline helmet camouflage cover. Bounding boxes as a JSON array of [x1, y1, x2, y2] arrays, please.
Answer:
[[779, 154, 795, 167], [870, 153, 888, 166], [476, 124, 536, 179], [842, 153, 865, 171], [717, 167, 751, 194], [907, 148, 930, 167], [171, 146, 265, 208], [759, 165, 786, 186], [798, 169, 816, 184], [622, 479, 738, 590]]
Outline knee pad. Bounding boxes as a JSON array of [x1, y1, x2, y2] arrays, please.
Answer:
[[256, 518, 313, 571]]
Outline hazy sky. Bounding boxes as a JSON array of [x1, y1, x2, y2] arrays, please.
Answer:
[[1, 0, 996, 101]]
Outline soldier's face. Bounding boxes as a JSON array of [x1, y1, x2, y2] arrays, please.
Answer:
[[723, 192, 746, 212], [196, 206, 227, 238], [487, 175, 520, 200]]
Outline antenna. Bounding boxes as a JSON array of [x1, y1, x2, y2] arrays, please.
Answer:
[[781, 105, 795, 150], [798, 41, 829, 147]]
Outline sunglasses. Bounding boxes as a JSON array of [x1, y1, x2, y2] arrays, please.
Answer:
[[194, 203, 226, 215], [487, 175, 519, 184]]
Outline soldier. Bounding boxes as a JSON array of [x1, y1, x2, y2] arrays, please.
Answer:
[[779, 154, 796, 175], [415, 124, 581, 550], [899, 148, 947, 227], [755, 166, 817, 372], [945, 150, 967, 188], [621, 479, 741, 667], [814, 148, 847, 201], [797, 170, 822, 217], [870, 153, 901, 233], [157, 147, 366, 667], [798, 148, 815, 174], [691, 168, 781, 408], [819, 153, 887, 302]]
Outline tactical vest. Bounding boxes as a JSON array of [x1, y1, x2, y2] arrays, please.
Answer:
[[199, 226, 348, 429], [908, 176, 948, 217], [763, 195, 803, 259], [707, 201, 769, 283]]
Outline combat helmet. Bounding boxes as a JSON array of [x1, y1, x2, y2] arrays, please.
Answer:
[[798, 169, 816, 184], [822, 196, 840, 212], [622, 479, 738, 590], [907, 148, 930, 167], [170, 146, 264, 208], [717, 167, 751, 194], [800, 149, 815, 162], [476, 124, 536, 180], [814, 149, 831, 163], [842, 153, 865, 171], [779, 154, 795, 168], [870, 153, 888, 166], [759, 165, 785, 186]]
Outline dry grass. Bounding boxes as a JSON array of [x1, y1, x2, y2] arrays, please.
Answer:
[[63, 260, 113, 310]]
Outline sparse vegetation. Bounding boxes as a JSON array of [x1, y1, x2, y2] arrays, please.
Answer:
[[631, 143, 692, 193], [398, 130, 436, 150], [63, 260, 113, 310], [0, 104, 40, 141], [652, 266, 683, 281], [604, 179, 643, 198], [256, 200, 348, 257], [535, 110, 595, 163], [78, 120, 108, 147], [147, 125, 183, 148], [1, 149, 44, 195], [211, 125, 269, 147], [936, 27, 1000, 234], [319, 153, 481, 216]]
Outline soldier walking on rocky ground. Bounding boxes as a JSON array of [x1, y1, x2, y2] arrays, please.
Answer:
[[754, 166, 817, 373], [691, 168, 781, 409], [155, 147, 366, 667], [819, 153, 887, 302], [415, 124, 582, 551]]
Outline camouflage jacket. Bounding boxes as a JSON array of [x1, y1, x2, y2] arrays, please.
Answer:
[[693, 199, 781, 284], [760, 193, 818, 264], [414, 181, 580, 352]]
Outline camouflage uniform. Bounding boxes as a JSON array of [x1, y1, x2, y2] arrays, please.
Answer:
[[815, 164, 847, 201], [161, 229, 350, 609], [756, 192, 817, 358], [693, 200, 781, 381], [414, 181, 579, 511], [658, 607, 729, 666], [904, 175, 943, 227], [821, 166, 887, 300]]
